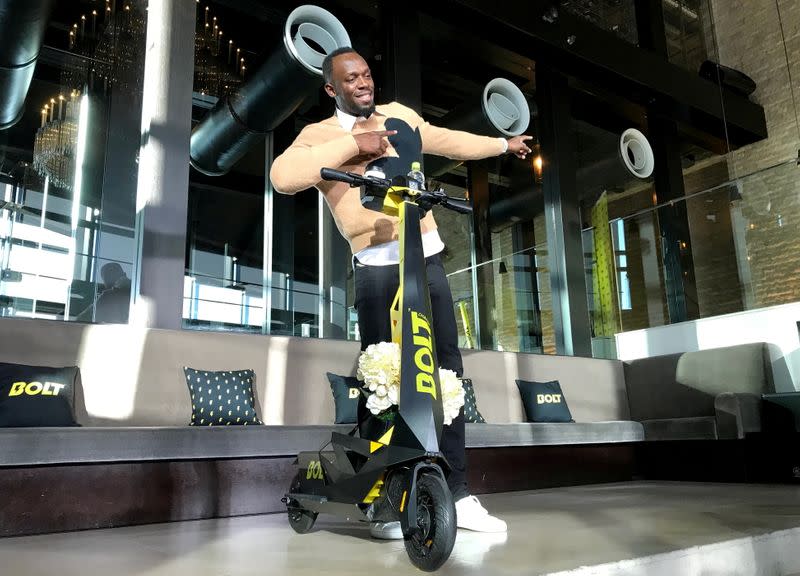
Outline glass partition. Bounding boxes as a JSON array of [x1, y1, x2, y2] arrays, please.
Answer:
[[561, 0, 639, 45], [584, 159, 800, 335], [0, 1, 147, 322]]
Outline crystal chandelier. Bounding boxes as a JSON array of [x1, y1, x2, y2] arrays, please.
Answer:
[[63, 1, 146, 92], [32, 91, 82, 190], [194, 3, 246, 98]]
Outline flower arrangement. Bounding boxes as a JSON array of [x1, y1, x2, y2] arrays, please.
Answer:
[[356, 341, 465, 425]]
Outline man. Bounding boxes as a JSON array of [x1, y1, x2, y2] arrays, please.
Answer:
[[76, 263, 131, 324], [270, 47, 532, 539]]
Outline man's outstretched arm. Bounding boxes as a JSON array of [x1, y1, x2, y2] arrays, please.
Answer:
[[393, 104, 532, 161], [421, 120, 533, 161]]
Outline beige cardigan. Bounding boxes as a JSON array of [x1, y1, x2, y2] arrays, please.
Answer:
[[269, 101, 504, 255]]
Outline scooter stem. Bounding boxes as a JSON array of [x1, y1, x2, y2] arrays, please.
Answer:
[[392, 200, 445, 453]]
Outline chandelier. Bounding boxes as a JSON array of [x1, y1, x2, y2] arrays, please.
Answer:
[[32, 91, 82, 191], [32, 1, 147, 189], [62, 1, 147, 92], [194, 3, 246, 98]]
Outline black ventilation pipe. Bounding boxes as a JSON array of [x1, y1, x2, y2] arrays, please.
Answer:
[[0, 0, 55, 130], [190, 5, 351, 176], [424, 78, 532, 177]]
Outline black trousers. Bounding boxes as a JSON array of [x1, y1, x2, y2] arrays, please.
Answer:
[[353, 252, 468, 501]]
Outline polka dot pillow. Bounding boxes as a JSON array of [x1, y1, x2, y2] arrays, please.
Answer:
[[183, 367, 263, 426], [461, 378, 485, 423]]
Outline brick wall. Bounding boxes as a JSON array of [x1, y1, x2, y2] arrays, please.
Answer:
[[605, 0, 800, 332], [708, 0, 800, 309], [710, 0, 800, 174]]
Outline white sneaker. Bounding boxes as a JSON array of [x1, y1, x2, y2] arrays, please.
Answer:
[[369, 521, 403, 540], [455, 495, 507, 533]]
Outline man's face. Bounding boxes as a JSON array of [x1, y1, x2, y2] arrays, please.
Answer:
[[324, 52, 375, 117]]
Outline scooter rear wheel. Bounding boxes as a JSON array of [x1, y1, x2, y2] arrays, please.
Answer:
[[288, 506, 317, 534], [404, 472, 456, 572], [287, 473, 318, 534]]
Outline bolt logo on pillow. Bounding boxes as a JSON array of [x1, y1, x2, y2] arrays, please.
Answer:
[[0, 363, 80, 427], [516, 379, 574, 423], [9, 381, 66, 396]]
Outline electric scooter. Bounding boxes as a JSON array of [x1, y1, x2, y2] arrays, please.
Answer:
[[282, 167, 473, 572]]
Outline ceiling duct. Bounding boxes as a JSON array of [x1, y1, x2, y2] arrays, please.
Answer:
[[0, 0, 55, 130], [190, 5, 351, 176], [424, 78, 532, 177]]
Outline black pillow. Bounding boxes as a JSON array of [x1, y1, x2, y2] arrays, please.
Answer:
[[183, 367, 262, 426], [326, 372, 361, 424], [461, 378, 486, 423], [0, 362, 80, 427], [516, 379, 574, 423]]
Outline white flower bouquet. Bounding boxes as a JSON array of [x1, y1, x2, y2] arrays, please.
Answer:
[[356, 341, 465, 425]]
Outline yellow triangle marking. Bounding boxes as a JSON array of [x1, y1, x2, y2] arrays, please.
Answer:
[[370, 441, 382, 453], [377, 426, 394, 446]]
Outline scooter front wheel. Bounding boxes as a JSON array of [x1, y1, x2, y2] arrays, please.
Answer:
[[404, 472, 457, 572]]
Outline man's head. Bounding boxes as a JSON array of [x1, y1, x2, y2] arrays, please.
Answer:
[[322, 47, 375, 118], [100, 262, 126, 287]]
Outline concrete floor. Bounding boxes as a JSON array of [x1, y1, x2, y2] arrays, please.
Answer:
[[3, 482, 800, 576]]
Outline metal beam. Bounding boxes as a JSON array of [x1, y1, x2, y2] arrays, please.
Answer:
[[382, 4, 423, 113], [536, 64, 592, 357], [635, 0, 669, 56], [650, 114, 700, 323], [467, 159, 496, 350], [418, 0, 766, 150]]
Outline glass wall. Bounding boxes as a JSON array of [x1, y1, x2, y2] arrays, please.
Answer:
[[562, 0, 639, 45], [180, 2, 549, 351], [419, 12, 547, 354], [0, 1, 147, 323], [1, 0, 784, 359], [662, 0, 717, 73], [569, 0, 800, 357], [435, 165, 549, 355], [183, 2, 267, 333], [183, 0, 364, 337]]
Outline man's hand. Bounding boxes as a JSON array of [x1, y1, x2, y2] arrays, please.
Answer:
[[353, 130, 397, 158], [506, 135, 534, 159]]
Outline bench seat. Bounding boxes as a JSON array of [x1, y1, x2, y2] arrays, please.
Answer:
[[0, 421, 646, 467]]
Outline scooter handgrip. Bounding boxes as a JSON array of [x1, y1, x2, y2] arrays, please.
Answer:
[[444, 197, 473, 214], [320, 168, 356, 184]]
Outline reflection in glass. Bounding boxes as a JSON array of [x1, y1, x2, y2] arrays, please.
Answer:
[[662, 0, 717, 73], [0, 2, 147, 323], [561, 0, 639, 45], [586, 160, 800, 339]]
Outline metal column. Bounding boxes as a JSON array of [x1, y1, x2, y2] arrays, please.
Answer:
[[536, 65, 592, 357]]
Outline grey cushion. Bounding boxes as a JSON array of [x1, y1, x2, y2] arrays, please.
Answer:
[[465, 422, 644, 447], [714, 392, 762, 439], [625, 343, 773, 421], [640, 417, 718, 441], [0, 426, 353, 466], [0, 421, 648, 467]]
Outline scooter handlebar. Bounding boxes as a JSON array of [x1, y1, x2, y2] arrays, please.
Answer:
[[442, 197, 472, 214], [320, 167, 471, 214], [320, 168, 359, 185], [320, 168, 391, 189]]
